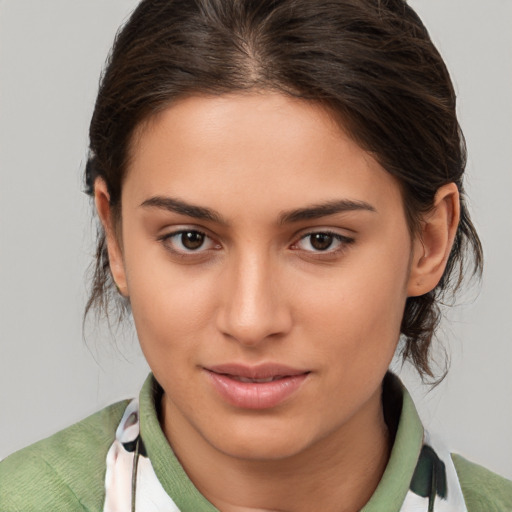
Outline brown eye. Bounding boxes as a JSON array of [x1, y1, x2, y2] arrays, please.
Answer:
[[160, 229, 218, 255], [294, 231, 354, 254], [181, 231, 205, 250], [309, 233, 334, 251]]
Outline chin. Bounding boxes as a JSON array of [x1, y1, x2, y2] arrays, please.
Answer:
[[204, 419, 317, 461], [218, 437, 309, 461]]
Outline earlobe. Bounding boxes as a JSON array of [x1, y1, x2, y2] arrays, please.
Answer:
[[407, 183, 460, 297], [94, 178, 129, 296]]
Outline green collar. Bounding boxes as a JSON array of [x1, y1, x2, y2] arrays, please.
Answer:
[[361, 373, 424, 511], [139, 372, 423, 511], [139, 375, 219, 511]]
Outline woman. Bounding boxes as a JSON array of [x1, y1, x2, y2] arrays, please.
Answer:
[[1, 0, 510, 510]]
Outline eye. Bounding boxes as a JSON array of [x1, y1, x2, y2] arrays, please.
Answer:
[[293, 231, 354, 253], [159, 229, 219, 254]]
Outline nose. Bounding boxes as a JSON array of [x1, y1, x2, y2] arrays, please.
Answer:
[[216, 251, 292, 347]]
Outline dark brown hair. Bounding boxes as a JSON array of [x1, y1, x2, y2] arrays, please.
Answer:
[[85, 0, 483, 379]]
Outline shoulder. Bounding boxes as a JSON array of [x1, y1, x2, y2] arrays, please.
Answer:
[[452, 453, 512, 512], [0, 400, 129, 512]]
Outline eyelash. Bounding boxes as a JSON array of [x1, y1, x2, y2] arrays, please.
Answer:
[[158, 229, 219, 256], [292, 231, 355, 255], [158, 229, 355, 258]]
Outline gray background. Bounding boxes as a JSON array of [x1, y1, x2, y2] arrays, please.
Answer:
[[1, 0, 511, 479]]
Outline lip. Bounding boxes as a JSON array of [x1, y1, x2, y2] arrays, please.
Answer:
[[204, 363, 310, 409]]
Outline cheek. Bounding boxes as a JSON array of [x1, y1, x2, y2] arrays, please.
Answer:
[[122, 242, 218, 359], [295, 243, 410, 361]]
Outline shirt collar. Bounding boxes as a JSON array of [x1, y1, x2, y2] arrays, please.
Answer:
[[361, 373, 424, 511]]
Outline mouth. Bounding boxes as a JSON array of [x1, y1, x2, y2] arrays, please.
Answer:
[[204, 363, 311, 409], [206, 362, 310, 379], [227, 375, 288, 383]]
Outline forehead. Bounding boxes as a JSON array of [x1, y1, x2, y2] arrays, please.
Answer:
[[124, 92, 403, 220]]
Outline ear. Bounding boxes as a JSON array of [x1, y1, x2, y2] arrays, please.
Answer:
[[407, 183, 460, 297], [94, 178, 129, 296]]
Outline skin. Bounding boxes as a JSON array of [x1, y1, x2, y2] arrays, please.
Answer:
[[96, 92, 459, 512]]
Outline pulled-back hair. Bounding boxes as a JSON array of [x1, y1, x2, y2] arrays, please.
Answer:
[[85, 0, 483, 379]]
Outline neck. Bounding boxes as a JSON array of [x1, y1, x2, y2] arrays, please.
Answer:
[[161, 385, 391, 512]]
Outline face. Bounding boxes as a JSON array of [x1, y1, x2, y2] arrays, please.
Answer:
[[110, 92, 418, 460]]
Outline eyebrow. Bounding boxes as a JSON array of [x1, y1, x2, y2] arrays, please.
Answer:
[[140, 196, 376, 225], [140, 196, 227, 224], [279, 199, 376, 224]]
